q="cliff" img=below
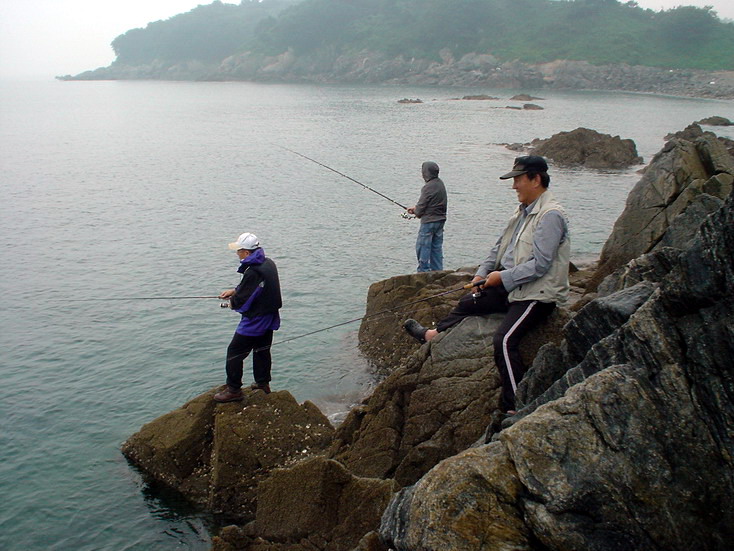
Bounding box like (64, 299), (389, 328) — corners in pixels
(120, 125), (734, 550)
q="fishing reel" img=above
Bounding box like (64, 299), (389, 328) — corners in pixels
(401, 211), (415, 220)
(220, 301), (231, 309)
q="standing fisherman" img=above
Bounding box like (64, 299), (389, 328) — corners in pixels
(214, 232), (282, 403)
(407, 161), (447, 272)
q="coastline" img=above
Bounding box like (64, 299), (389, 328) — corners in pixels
(59, 57), (734, 101)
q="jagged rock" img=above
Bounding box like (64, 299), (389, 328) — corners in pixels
(656, 192), (724, 250)
(251, 457), (397, 551)
(530, 127), (642, 168)
(696, 115), (733, 126)
(588, 126), (734, 290)
(121, 388), (334, 519)
(597, 249), (690, 302)
(336, 304), (568, 486)
(380, 189), (734, 551)
(514, 342), (567, 409)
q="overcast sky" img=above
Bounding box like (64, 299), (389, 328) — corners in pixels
(1, 0), (733, 79)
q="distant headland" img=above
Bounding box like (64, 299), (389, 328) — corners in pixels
(57, 0), (734, 100)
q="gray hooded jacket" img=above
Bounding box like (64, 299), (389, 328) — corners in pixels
(414, 161), (447, 224)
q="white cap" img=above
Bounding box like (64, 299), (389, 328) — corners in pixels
(228, 232), (260, 250)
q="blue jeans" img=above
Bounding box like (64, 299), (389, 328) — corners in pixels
(416, 220), (445, 272)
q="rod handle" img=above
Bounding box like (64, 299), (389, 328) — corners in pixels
(463, 279), (487, 289)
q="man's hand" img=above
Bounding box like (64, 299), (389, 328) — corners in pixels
(483, 271), (503, 288)
(219, 289), (235, 299)
(406, 206), (416, 214)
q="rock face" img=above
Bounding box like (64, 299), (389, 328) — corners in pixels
(379, 140), (734, 550)
(528, 127), (642, 169)
(588, 124), (734, 290)
(121, 388), (334, 519)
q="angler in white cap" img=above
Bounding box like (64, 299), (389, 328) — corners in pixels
(214, 232), (283, 402)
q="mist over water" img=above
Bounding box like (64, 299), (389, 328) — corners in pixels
(1, 79), (731, 549)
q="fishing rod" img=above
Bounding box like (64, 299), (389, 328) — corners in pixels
(263, 278), (487, 350)
(62, 295), (230, 306)
(277, 144), (414, 217)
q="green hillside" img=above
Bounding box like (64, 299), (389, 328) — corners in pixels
(110, 0), (734, 71)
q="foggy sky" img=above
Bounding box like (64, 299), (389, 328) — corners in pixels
(1, 0), (733, 79)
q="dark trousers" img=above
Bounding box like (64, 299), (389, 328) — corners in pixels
(437, 287), (555, 412)
(225, 331), (273, 389)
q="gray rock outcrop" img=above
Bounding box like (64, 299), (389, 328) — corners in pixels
(696, 115), (733, 126)
(588, 124), (734, 290)
(528, 127), (642, 169)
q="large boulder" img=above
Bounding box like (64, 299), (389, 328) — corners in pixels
(121, 388), (334, 519)
(334, 306), (569, 487)
(588, 125), (734, 290)
(251, 457), (397, 550)
(358, 269), (476, 374)
(379, 182), (734, 551)
(529, 127), (642, 169)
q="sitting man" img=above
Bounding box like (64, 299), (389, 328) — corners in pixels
(404, 156), (570, 414)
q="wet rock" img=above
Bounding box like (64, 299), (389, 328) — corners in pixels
(121, 388), (334, 520)
(252, 457), (397, 551)
(588, 126), (734, 290)
(523, 103), (544, 110)
(397, 98), (422, 104)
(530, 127), (642, 168)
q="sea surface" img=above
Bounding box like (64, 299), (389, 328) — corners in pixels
(1, 79), (732, 549)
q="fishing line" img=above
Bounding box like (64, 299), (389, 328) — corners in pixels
(61, 296), (222, 302)
(260, 278), (486, 350)
(276, 144), (414, 216)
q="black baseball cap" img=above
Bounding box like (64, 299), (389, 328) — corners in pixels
(499, 155), (549, 179)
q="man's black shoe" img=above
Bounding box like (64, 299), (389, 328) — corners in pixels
(403, 319), (427, 343)
(250, 382), (271, 394)
(214, 386), (244, 402)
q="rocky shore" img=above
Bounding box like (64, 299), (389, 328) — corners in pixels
(121, 123), (734, 550)
(60, 51), (734, 100)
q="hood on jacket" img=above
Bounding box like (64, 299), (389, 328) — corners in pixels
(422, 161), (439, 182)
(237, 247), (266, 272)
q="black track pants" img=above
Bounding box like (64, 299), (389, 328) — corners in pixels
(492, 300), (555, 412)
(435, 287), (555, 412)
(225, 331), (273, 389)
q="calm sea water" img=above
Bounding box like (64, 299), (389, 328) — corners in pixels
(1, 79), (732, 549)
